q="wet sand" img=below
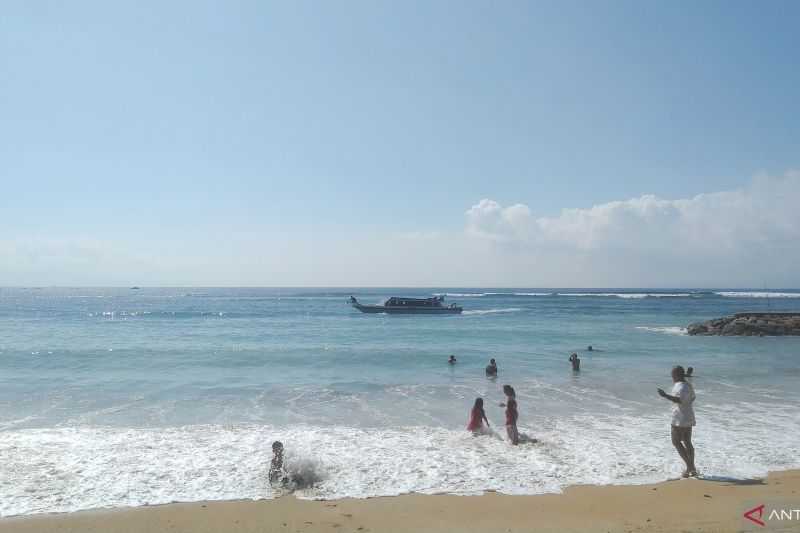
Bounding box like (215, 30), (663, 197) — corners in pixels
(1, 470), (798, 533)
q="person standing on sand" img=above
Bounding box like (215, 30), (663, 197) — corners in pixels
(466, 398), (490, 434)
(658, 365), (698, 477)
(499, 385), (519, 445)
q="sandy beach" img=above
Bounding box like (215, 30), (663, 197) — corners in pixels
(2, 469), (798, 533)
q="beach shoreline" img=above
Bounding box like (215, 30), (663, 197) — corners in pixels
(2, 469), (797, 533)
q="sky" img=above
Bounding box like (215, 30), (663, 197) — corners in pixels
(1, 1), (799, 287)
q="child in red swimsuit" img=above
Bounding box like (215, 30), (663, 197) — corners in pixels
(466, 397), (490, 434)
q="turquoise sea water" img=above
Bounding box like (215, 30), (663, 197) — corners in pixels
(1, 287), (799, 515)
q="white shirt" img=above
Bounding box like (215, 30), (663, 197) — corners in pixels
(671, 381), (696, 427)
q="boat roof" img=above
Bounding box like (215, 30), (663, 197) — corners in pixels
(387, 296), (440, 301)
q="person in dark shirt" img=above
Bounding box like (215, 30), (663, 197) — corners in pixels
(569, 352), (581, 371)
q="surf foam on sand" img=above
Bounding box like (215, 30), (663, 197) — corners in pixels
(3, 404), (799, 517)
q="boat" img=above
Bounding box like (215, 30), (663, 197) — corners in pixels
(349, 295), (462, 314)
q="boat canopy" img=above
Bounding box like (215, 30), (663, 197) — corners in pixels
(385, 296), (444, 307)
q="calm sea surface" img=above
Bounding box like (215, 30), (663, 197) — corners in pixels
(1, 287), (799, 515)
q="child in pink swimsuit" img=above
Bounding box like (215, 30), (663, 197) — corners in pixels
(466, 398), (490, 434)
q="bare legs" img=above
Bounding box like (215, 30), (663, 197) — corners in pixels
(670, 426), (697, 476)
(506, 423), (519, 445)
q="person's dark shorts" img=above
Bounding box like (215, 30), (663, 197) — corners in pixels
(671, 425), (692, 442)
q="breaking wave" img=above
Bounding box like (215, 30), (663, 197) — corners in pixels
(558, 293), (694, 299)
(435, 291), (800, 300)
(462, 308), (523, 315)
(715, 291), (800, 298)
(635, 326), (688, 335)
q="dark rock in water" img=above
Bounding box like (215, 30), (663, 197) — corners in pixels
(687, 313), (800, 336)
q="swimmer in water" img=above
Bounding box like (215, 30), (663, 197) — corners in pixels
(466, 397), (490, 434)
(448, 355), (457, 364)
(485, 358), (497, 376)
(587, 345), (593, 351)
(686, 366), (694, 377)
(569, 352), (581, 371)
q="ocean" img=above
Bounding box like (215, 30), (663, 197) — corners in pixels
(1, 287), (799, 516)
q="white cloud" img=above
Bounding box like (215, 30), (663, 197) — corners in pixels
(467, 171), (800, 250)
(463, 171), (800, 287)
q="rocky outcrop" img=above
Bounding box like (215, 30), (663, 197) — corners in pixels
(687, 313), (800, 336)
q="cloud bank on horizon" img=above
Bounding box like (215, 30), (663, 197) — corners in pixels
(459, 170), (799, 287)
(2, 171), (799, 287)
(467, 171), (798, 253)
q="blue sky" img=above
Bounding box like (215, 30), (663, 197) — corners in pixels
(1, 1), (799, 286)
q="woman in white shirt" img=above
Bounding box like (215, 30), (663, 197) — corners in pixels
(657, 365), (697, 477)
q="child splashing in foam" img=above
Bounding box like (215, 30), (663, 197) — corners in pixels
(269, 441), (287, 485)
(269, 441), (322, 492)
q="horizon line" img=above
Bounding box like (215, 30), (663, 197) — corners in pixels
(2, 286), (799, 291)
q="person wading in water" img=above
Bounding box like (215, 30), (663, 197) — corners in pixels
(499, 385), (519, 445)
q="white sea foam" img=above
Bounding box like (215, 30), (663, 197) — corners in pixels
(434, 293), (488, 297)
(440, 290), (799, 299)
(635, 326), (688, 335)
(437, 292), (697, 298)
(462, 308), (522, 315)
(558, 293), (692, 298)
(715, 291), (800, 298)
(2, 404), (798, 517)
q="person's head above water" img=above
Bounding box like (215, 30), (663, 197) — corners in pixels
(490, 358), (496, 365)
(448, 355), (456, 363)
(587, 345), (593, 351)
(272, 441), (284, 454)
(671, 365), (686, 382)
(473, 398), (484, 410)
(502, 384), (515, 397)
(686, 366), (694, 376)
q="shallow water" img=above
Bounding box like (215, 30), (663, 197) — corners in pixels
(1, 287), (799, 516)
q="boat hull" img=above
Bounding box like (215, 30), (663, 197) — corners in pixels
(353, 303), (462, 314)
